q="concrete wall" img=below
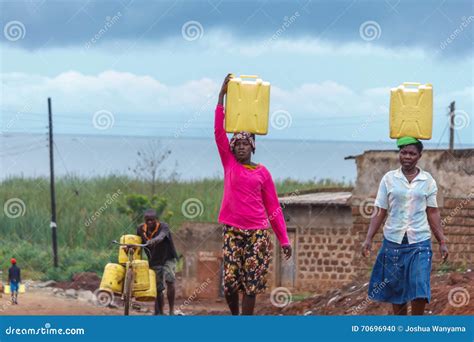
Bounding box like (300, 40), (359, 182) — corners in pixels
(174, 222), (223, 299)
(352, 149), (473, 202)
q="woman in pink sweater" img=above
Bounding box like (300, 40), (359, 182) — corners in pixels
(215, 74), (292, 315)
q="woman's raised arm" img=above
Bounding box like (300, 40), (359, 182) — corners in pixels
(215, 74), (234, 167)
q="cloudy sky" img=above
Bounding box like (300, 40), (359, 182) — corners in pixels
(1, 0), (472, 143)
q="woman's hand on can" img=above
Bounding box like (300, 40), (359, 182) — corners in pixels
(361, 239), (372, 257)
(282, 245), (292, 260)
(218, 74), (232, 106)
(219, 73), (232, 97)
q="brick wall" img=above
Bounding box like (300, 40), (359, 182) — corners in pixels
(276, 204), (354, 292)
(440, 196), (474, 265)
(351, 195), (389, 276)
(295, 226), (356, 291)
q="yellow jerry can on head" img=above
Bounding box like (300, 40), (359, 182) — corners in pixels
(99, 263), (125, 294)
(134, 269), (157, 302)
(225, 75), (270, 135)
(118, 234), (142, 264)
(389, 82), (433, 140)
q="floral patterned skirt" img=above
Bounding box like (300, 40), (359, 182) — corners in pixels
(222, 225), (272, 295)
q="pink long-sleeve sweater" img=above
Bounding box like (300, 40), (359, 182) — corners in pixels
(214, 104), (290, 246)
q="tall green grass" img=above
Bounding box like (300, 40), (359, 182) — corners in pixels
(0, 175), (350, 280)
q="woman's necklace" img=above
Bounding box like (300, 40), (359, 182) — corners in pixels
(402, 168), (419, 177)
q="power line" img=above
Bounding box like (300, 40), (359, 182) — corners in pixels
(53, 141), (80, 196)
(0, 145), (47, 157)
(2, 110), (389, 123)
(2, 138), (48, 151)
(455, 130), (462, 146)
(436, 122), (449, 148)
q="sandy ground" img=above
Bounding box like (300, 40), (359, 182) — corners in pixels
(0, 289), (122, 315)
(0, 288), (230, 316)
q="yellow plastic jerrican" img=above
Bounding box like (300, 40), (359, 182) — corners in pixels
(99, 263), (125, 294)
(390, 82), (433, 140)
(225, 74), (270, 135)
(131, 260), (150, 292)
(134, 269), (157, 301)
(3, 284), (25, 294)
(118, 234), (142, 264)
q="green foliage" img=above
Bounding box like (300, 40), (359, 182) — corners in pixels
(436, 260), (469, 274)
(291, 292), (313, 302)
(0, 239), (116, 282)
(117, 193), (172, 225)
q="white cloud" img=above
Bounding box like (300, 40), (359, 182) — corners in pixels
(1, 70), (219, 116)
(272, 81), (388, 118)
(435, 86), (474, 108)
(1, 71), (389, 119)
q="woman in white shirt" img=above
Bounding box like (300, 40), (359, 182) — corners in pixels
(362, 136), (449, 315)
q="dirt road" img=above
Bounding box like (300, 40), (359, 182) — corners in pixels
(0, 287), (230, 316)
(0, 289), (123, 316)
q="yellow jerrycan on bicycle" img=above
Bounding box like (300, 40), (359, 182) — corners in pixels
(118, 234), (142, 264)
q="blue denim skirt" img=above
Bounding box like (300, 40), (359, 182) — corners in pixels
(368, 236), (432, 304)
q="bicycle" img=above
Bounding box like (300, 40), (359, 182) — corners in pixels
(112, 240), (148, 315)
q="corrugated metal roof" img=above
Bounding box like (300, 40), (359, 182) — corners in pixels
(279, 191), (352, 206)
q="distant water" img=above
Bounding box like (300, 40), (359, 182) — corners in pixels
(0, 133), (469, 182)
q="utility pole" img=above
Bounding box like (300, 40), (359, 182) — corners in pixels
(449, 101), (455, 152)
(48, 98), (58, 267)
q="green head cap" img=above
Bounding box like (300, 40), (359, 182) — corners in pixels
(397, 136), (420, 148)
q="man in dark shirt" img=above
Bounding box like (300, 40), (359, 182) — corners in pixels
(136, 209), (178, 315)
(8, 258), (21, 304)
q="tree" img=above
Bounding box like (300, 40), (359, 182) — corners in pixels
(129, 140), (178, 196)
(117, 193), (173, 225)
